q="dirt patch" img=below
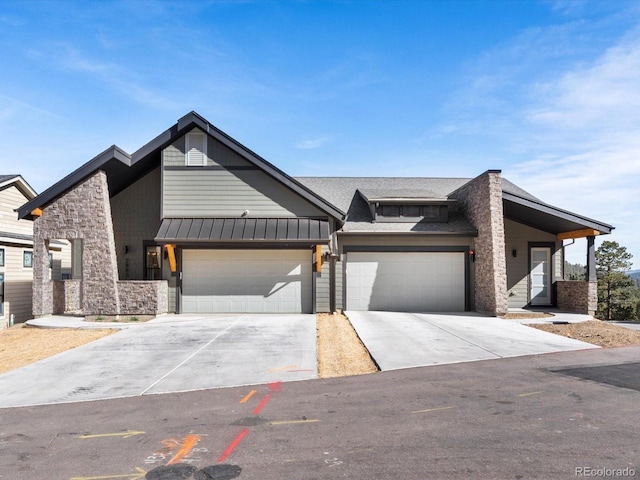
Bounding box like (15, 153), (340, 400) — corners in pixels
(317, 313), (378, 378)
(0, 324), (116, 375)
(530, 320), (640, 348)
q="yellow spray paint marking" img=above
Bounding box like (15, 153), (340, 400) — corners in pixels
(411, 405), (457, 414)
(70, 466), (146, 480)
(268, 419), (320, 426)
(516, 391), (545, 397)
(268, 365), (298, 373)
(239, 390), (257, 404)
(77, 430), (146, 439)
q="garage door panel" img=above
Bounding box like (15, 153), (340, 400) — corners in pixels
(182, 250), (311, 313)
(346, 252), (465, 312)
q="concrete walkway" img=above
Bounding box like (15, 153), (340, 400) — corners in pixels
(1, 314), (317, 409)
(345, 311), (599, 371)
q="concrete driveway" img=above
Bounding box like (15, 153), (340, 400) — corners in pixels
(0, 314), (317, 409)
(346, 311), (599, 370)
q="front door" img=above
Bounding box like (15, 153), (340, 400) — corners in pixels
(530, 247), (551, 306)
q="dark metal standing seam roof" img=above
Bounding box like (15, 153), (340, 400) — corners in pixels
(155, 218), (331, 244)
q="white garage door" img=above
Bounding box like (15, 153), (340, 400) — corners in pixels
(182, 250), (312, 313)
(346, 251), (466, 312)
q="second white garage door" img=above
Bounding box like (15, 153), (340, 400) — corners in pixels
(182, 250), (312, 313)
(346, 251), (466, 312)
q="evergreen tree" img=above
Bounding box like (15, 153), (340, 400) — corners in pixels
(595, 241), (635, 320)
(564, 261), (586, 280)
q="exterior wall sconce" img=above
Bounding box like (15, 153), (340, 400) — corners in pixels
(512, 249), (517, 257)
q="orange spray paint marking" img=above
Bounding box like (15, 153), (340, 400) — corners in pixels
(240, 390), (257, 404)
(268, 365), (297, 373)
(167, 434), (201, 465)
(218, 428), (250, 463)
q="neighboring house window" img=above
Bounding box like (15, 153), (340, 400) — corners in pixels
(49, 253), (54, 269)
(23, 251), (33, 268)
(186, 131), (207, 166)
(0, 248), (4, 267)
(146, 245), (162, 280)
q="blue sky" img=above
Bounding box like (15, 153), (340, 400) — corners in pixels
(1, 0), (639, 268)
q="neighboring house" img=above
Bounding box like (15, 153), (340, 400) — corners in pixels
(0, 175), (70, 326)
(17, 112), (613, 318)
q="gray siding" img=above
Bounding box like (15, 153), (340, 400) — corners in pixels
(316, 244), (331, 312)
(339, 234), (474, 250)
(162, 129), (324, 218)
(111, 168), (162, 280)
(2, 246), (33, 323)
(504, 219), (561, 308)
(0, 185), (35, 323)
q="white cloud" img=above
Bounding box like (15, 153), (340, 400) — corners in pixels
(49, 43), (181, 110)
(0, 95), (62, 121)
(503, 28), (640, 267)
(437, 7), (640, 267)
(295, 136), (330, 150)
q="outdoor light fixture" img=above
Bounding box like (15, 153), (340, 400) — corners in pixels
(469, 249), (475, 262)
(512, 249), (517, 257)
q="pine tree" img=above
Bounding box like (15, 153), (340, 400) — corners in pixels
(595, 241), (634, 320)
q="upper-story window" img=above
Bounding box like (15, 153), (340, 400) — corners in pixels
(374, 204), (449, 223)
(0, 248), (4, 267)
(186, 130), (207, 166)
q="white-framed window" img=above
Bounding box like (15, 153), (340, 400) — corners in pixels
(23, 250), (33, 268)
(0, 248), (4, 267)
(186, 130), (207, 166)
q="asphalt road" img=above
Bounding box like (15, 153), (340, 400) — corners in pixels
(2, 346), (640, 480)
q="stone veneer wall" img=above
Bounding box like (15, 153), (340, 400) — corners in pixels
(52, 279), (82, 314)
(34, 171), (120, 316)
(450, 170), (508, 315)
(117, 281), (168, 315)
(557, 281), (597, 316)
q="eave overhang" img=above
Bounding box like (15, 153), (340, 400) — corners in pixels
(17, 111), (346, 224)
(502, 191), (614, 237)
(0, 175), (37, 200)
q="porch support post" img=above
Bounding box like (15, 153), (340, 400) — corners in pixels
(586, 235), (597, 282)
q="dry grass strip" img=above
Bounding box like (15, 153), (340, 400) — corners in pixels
(317, 313), (378, 378)
(0, 324), (115, 374)
(530, 320), (640, 348)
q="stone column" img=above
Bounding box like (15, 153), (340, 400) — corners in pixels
(32, 231), (52, 317)
(31, 171), (120, 316)
(450, 170), (508, 316)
